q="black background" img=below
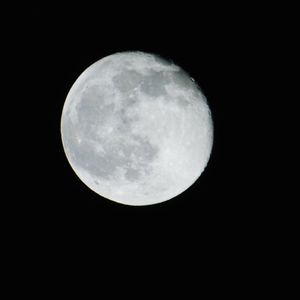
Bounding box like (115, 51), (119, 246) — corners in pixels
(6, 3), (282, 294)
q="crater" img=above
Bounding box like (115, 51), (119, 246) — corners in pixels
(172, 70), (196, 90)
(176, 96), (190, 108)
(77, 87), (115, 134)
(140, 71), (168, 97)
(112, 70), (143, 92)
(65, 131), (159, 182)
(116, 104), (140, 134)
(125, 168), (141, 181)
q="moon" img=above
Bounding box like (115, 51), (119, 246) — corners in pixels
(61, 52), (213, 206)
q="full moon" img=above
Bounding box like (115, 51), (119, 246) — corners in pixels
(61, 52), (213, 206)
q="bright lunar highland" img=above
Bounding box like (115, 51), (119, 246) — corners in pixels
(61, 52), (213, 206)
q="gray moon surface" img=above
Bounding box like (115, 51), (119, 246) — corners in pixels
(61, 52), (213, 206)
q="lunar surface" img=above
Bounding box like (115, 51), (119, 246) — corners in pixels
(61, 52), (213, 206)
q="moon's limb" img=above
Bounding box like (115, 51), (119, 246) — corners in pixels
(61, 51), (213, 206)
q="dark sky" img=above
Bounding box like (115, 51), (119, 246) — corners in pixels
(7, 3), (276, 292)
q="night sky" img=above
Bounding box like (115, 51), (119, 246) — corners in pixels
(7, 3), (276, 293)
